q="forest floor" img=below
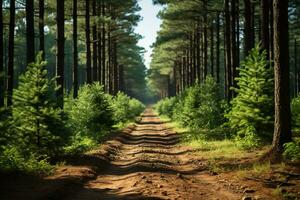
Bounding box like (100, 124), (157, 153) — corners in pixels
(0, 108), (300, 200)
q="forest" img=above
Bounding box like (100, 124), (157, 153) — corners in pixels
(0, 0), (300, 199)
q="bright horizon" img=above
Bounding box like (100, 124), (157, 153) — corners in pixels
(136, 0), (162, 69)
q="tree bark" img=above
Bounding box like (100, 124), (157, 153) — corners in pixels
(203, 0), (208, 79)
(210, 23), (214, 77)
(73, 0), (78, 98)
(39, 0), (45, 60)
(216, 13), (220, 83)
(271, 0), (292, 156)
(101, 2), (106, 87)
(225, 0), (232, 100)
(231, 0), (237, 92)
(261, 0), (270, 59)
(92, 0), (98, 82)
(244, 0), (254, 56)
(86, 0), (92, 84)
(56, 0), (65, 108)
(0, 0), (4, 106)
(26, 0), (35, 64)
(295, 39), (298, 96)
(7, 0), (15, 106)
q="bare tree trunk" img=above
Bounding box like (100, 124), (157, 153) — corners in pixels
(231, 0), (237, 92)
(210, 23), (214, 77)
(225, 0), (232, 100)
(101, 2), (106, 87)
(85, 0), (92, 84)
(39, 0), (45, 60)
(203, 1), (208, 79)
(26, 0), (35, 64)
(92, 0), (98, 82)
(216, 13), (220, 84)
(73, 0), (78, 98)
(97, 1), (102, 83)
(244, 0), (254, 56)
(0, 0), (4, 106)
(7, 0), (15, 107)
(271, 0), (292, 157)
(261, 0), (270, 59)
(56, 0), (65, 108)
(295, 39), (298, 96)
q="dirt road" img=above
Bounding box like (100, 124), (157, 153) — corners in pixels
(0, 108), (243, 200)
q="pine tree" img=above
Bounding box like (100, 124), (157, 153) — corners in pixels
(13, 52), (67, 156)
(225, 45), (274, 148)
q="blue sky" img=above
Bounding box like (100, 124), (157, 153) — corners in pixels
(135, 0), (162, 68)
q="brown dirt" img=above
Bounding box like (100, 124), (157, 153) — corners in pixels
(0, 108), (299, 200)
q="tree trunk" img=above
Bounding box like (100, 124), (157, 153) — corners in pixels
(271, 0), (292, 157)
(73, 0), (78, 98)
(236, 0), (240, 67)
(26, 0), (35, 64)
(97, 1), (102, 83)
(203, 1), (208, 79)
(210, 23), (214, 77)
(0, 0), (4, 106)
(225, 0), (232, 100)
(86, 0), (92, 84)
(39, 0), (45, 60)
(101, 2), (106, 87)
(7, 0), (15, 106)
(244, 0), (254, 56)
(92, 0), (98, 82)
(261, 0), (270, 59)
(269, 0), (274, 61)
(216, 13), (220, 83)
(56, 0), (64, 108)
(295, 39), (298, 96)
(231, 0), (237, 92)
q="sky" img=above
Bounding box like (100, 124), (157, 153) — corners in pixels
(135, 0), (163, 68)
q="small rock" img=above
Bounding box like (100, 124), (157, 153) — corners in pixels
(146, 180), (152, 184)
(162, 191), (168, 196)
(211, 171), (218, 176)
(141, 175), (146, 179)
(158, 184), (163, 188)
(244, 189), (255, 193)
(177, 173), (183, 178)
(175, 188), (179, 191)
(242, 196), (252, 200)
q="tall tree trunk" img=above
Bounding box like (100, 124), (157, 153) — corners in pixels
(216, 13), (220, 83)
(85, 0), (92, 83)
(101, 2), (106, 87)
(73, 0), (78, 98)
(225, 0), (232, 100)
(269, 0), (274, 61)
(231, 0), (237, 92)
(26, 0), (35, 64)
(210, 23), (214, 77)
(244, 0), (254, 56)
(97, 1), (102, 83)
(92, 0), (98, 82)
(261, 0), (270, 59)
(295, 39), (298, 96)
(0, 0), (4, 106)
(39, 0), (45, 59)
(271, 0), (292, 156)
(56, 0), (65, 108)
(236, 0), (240, 67)
(196, 21), (201, 81)
(7, 0), (15, 106)
(203, 0), (208, 79)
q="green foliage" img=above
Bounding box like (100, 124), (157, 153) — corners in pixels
(12, 52), (68, 156)
(0, 107), (13, 150)
(155, 97), (177, 118)
(0, 146), (53, 175)
(291, 95), (300, 130)
(225, 45), (274, 149)
(67, 82), (114, 141)
(173, 76), (224, 130)
(63, 136), (97, 156)
(111, 92), (145, 124)
(283, 139), (300, 161)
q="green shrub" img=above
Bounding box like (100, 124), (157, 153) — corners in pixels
(291, 95), (300, 131)
(0, 146), (53, 175)
(171, 77), (224, 130)
(283, 139), (300, 161)
(111, 92), (145, 124)
(68, 82), (114, 142)
(225, 45), (274, 149)
(63, 135), (97, 155)
(0, 107), (13, 150)
(155, 97), (177, 118)
(12, 52), (68, 156)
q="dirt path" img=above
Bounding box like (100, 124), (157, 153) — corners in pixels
(59, 108), (242, 200)
(0, 108), (244, 200)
